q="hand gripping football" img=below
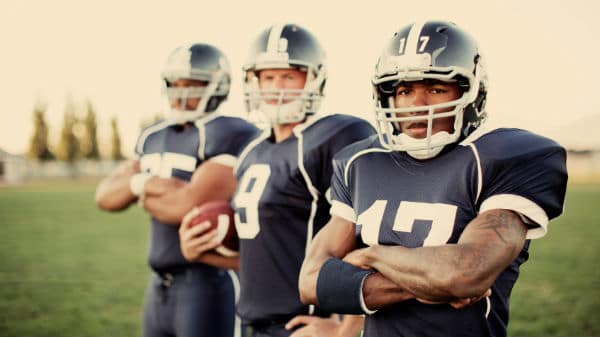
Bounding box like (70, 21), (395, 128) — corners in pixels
(189, 200), (239, 257)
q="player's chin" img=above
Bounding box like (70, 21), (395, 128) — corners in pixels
(403, 128), (428, 139)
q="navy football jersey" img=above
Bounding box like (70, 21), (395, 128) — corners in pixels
(330, 126), (567, 337)
(232, 114), (376, 324)
(134, 114), (259, 272)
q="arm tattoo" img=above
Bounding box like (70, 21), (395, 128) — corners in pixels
(477, 211), (518, 244)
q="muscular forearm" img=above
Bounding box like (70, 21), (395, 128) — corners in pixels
(362, 272), (415, 310)
(95, 161), (140, 211)
(348, 251), (483, 310)
(298, 242), (334, 304)
(142, 178), (192, 225)
(143, 162), (237, 225)
(298, 216), (357, 304)
(366, 245), (477, 301)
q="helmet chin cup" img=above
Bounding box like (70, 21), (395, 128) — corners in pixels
(257, 99), (306, 124)
(398, 132), (451, 160)
(165, 107), (206, 125)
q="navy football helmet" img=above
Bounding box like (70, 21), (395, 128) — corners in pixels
(161, 43), (231, 124)
(243, 23), (327, 124)
(373, 20), (488, 159)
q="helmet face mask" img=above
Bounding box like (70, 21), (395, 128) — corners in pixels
(243, 24), (326, 125)
(164, 79), (207, 111)
(161, 44), (231, 124)
(373, 21), (488, 159)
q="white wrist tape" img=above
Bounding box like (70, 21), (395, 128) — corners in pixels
(129, 173), (152, 196)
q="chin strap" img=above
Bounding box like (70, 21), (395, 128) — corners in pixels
(397, 131), (452, 160)
(257, 99), (306, 125)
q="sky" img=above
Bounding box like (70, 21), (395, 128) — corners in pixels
(1, 0), (599, 157)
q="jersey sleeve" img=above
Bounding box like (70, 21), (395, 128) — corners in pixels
(330, 149), (358, 223)
(476, 129), (568, 239)
(313, 118), (376, 197)
(133, 125), (151, 159)
(133, 136), (143, 159)
(202, 116), (259, 167)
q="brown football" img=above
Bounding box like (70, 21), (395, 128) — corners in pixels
(189, 200), (239, 257)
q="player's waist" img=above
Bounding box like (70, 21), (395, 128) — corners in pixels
(243, 307), (332, 329)
(152, 264), (224, 287)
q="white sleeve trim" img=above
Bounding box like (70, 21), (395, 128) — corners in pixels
(324, 188), (332, 204)
(359, 274), (377, 315)
(479, 194), (549, 239)
(330, 200), (357, 222)
(467, 143), (483, 204)
(208, 154), (237, 167)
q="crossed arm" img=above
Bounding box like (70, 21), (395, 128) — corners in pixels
(141, 161), (237, 225)
(143, 161), (239, 270)
(299, 208), (528, 310)
(95, 159), (237, 225)
(96, 159), (239, 269)
(95, 159), (141, 211)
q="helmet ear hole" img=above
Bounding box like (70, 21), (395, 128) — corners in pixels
(453, 76), (470, 92)
(319, 78), (327, 96)
(206, 97), (218, 113)
(476, 87), (487, 113)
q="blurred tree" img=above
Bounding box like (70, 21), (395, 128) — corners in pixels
(110, 116), (124, 160)
(140, 112), (164, 129)
(27, 98), (55, 161)
(80, 99), (100, 160)
(55, 96), (80, 162)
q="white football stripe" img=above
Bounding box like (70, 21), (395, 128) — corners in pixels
(216, 214), (230, 242)
(405, 21), (425, 56)
(267, 24), (285, 53)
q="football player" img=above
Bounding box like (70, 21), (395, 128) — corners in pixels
(95, 43), (259, 337)
(179, 23), (376, 337)
(298, 20), (568, 337)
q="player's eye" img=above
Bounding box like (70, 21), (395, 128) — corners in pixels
(395, 88), (411, 96)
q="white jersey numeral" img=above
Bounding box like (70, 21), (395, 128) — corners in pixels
(233, 164), (271, 239)
(357, 200), (387, 245)
(358, 200), (456, 246)
(140, 152), (196, 177)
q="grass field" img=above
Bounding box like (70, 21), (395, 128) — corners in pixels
(0, 178), (599, 337)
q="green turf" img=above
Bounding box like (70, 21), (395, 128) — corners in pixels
(0, 179), (150, 337)
(0, 180), (598, 336)
(507, 183), (600, 337)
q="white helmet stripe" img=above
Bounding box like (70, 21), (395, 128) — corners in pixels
(267, 24), (286, 53)
(405, 21), (425, 56)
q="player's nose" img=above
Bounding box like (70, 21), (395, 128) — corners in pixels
(272, 75), (286, 89)
(172, 98), (184, 109)
(411, 89), (427, 107)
